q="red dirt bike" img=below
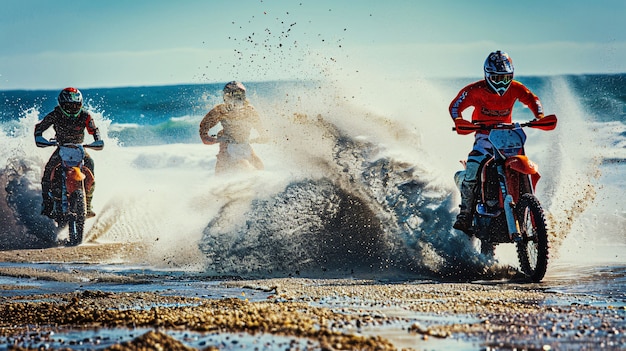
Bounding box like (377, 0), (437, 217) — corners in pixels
(453, 115), (557, 282)
(40, 140), (103, 246)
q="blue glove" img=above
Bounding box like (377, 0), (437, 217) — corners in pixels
(35, 135), (56, 147)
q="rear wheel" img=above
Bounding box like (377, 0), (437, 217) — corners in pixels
(67, 190), (86, 246)
(515, 194), (549, 282)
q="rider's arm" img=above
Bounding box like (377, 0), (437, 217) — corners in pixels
(512, 82), (544, 119)
(449, 83), (481, 135)
(84, 113), (102, 141)
(199, 107), (221, 145)
(34, 111), (55, 136)
(247, 105), (269, 143)
(449, 81), (483, 121)
(449, 91), (467, 120)
(34, 111), (56, 147)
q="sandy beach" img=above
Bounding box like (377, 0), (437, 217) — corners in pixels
(0, 243), (624, 350)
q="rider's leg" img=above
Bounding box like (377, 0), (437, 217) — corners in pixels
(249, 149), (264, 171)
(214, 144), (229, 175)
(41, 165), (53, 217)
(453, 152), (484, 233)
(83, 154), (96, 218)
(41, 152), (60, 218)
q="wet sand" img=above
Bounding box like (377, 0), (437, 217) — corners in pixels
(0, 244), (624, 350)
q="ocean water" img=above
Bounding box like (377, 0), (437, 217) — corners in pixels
(0, 74), (624, 281)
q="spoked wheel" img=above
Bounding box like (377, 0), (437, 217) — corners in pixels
(515, 193), (549, 282)
(67, 190), (86, 246)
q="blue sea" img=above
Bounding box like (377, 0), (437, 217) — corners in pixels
(0, 75), (625, 350)
(0, 75), (624, 273)
(1, 75), (625, 270)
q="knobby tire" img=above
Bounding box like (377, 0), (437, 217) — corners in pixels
(67, 190), (86, 246)
(515, 193), (549, 282)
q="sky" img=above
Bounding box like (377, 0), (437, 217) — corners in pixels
(1, 0), (625, 90)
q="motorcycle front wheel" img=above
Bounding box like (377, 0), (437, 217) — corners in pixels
(67, 190), (86, 246)
(515, 193), (549, 282)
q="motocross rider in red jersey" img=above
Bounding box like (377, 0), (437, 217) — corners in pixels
(35, 87), (102, 218)
(449, 51), (544, 234)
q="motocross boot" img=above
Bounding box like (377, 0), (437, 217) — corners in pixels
(453, 179), (476, 236)
(86, 201), (96, 218)
(86, 183), (96, 218)
(40, 179), (54, 218)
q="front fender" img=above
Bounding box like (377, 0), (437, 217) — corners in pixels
(65, 167), (86, 194)
(506, 155), (538, 175)
(506, 155), (541, 190)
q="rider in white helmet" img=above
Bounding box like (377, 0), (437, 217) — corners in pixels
(449, 51), (545, 234)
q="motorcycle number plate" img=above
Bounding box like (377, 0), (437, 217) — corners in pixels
(489, 129), (525, 157)
(59, 146), (85, 167)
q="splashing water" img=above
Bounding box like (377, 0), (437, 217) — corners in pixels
(0, 72), (623, 279)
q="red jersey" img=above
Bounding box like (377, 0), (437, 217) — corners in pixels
(449, 80), (543, 124)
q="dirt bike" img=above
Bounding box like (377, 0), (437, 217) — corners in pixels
(208, 134), (266, 174)
(40, 140), (103, 246)
(453, 115), (557, 282)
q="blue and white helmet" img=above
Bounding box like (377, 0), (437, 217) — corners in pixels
(484, 51), (514, 96)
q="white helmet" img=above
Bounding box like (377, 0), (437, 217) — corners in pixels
(484, 51), (514, 96)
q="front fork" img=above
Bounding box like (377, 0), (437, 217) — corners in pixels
(61, 166), (86, 215)
(61, 172), (69, 214)
(497, 166), (521, 241)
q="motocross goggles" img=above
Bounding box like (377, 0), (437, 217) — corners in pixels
(226, 90), (245, 100)
(487, 73), (513, 87)
(60, 101), (83, 117)
(486, 72), (513, 95)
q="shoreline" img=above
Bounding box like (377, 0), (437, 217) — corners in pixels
(0, 244), (624, 350)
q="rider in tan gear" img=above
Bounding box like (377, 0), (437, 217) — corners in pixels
(199, 81), (268, 175)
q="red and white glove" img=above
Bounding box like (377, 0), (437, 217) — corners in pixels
(454, 118), (476, 135)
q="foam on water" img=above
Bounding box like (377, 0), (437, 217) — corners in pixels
(0, 72), (624, 279)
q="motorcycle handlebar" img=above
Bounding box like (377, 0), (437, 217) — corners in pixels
(36, 137), (104, 150)
(452, 114), (557, 133)
(209, 135), (267, 144)
(84, 140), (104, 150)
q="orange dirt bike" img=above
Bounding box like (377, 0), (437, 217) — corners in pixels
(453, 115), (557, 282)
(40, 140), (104, 246)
